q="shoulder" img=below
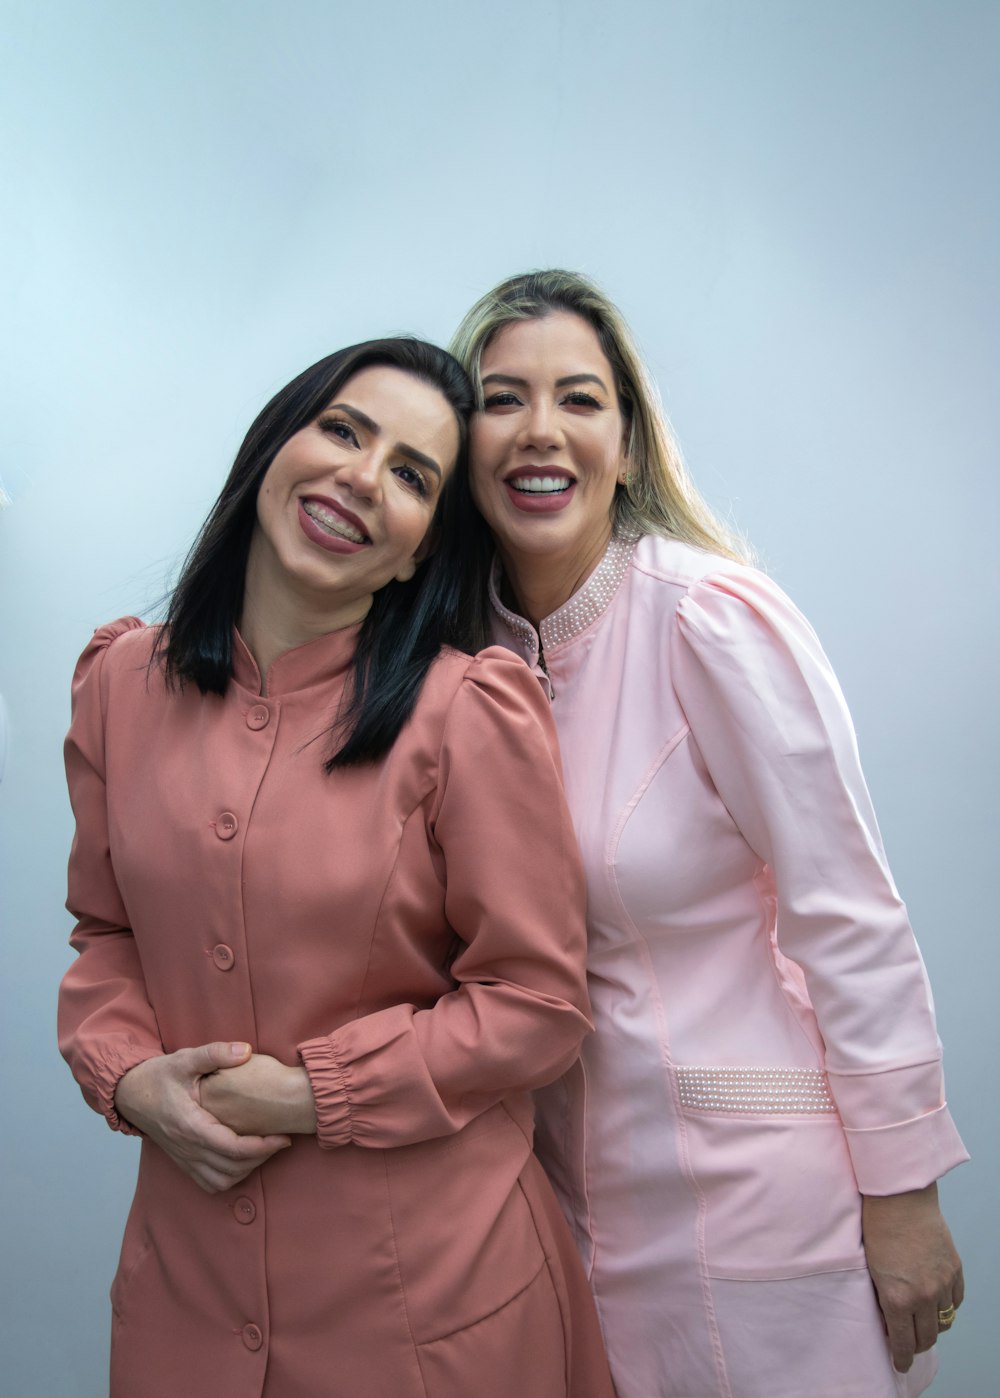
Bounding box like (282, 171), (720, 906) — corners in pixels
(422, 645), (548, 721)
(628, 534), (813, 648)
(406, 648), (555, 772)
(631, 532), (756, 594)
(424, 649), (562, 807)
(70, 617), (160, 707)
(76, 616), (153, 665)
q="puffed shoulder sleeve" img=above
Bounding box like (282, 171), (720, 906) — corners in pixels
(672, 570), (968, 1193)
(299, 647), (593, 1150)
(58, 618), (164, 1131)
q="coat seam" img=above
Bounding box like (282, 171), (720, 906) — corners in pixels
(380, 1151), (430, 1398)
(605, 729), (733, 1398)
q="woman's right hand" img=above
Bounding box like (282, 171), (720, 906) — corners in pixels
(114, 1042), (292, 1193)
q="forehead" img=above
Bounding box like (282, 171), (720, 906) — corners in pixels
(481, 311), (612, 378)
(334, 365), (459, 457)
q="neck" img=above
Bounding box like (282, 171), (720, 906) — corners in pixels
(240, 541), (369, 687)
(499, 529), (613, 630)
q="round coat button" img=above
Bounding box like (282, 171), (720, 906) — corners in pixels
(234, 1196), (256, 1224)
(212, 944), (235, 971)
(242, 1323), (263, 1351)
(216, 812), (238, 840)
(247, 707), (269, 730)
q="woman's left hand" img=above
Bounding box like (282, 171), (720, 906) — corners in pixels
(200, 1054), (318, 1137)
(862, 1182), (964, 1373)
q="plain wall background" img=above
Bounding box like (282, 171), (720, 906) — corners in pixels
(1, 1), (997, 1392)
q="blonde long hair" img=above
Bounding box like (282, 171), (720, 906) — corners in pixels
(450, 269), (748, 563)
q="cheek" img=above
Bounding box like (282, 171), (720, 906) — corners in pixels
(468, 470), (496, 519)
(254, 476), (281, 539)
(598, 429), (625, 482)
(469, 417), (502, 468)
(468, 435), (496, 503)
(387, 494), (437, 554)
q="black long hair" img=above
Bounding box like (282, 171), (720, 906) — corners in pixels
(159, 337), (493, 767)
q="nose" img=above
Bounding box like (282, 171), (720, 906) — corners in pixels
(335, 447), (383, 503)
(516, 399), (564, 452)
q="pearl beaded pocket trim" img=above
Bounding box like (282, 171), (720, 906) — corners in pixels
(676, 1066), (837, 1115)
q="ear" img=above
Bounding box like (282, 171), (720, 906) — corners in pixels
(394, 524), (439, 583)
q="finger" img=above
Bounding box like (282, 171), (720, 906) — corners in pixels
(913, 1304), (940, 1355)
(935, 1281), (962, 1336)
(191, 1164), (246, 1194)
(206, 1141), (291, 1173)
(180, 1041), (253, 1077)
(165, 1142), (271, 1184)
(191, 1148), (288, 1190)
(153, 1099), (289, 1165)
(884, 1311), (916, 1373)
(187, 1107), (291, 1160)
(154, 1140), (244, 1192)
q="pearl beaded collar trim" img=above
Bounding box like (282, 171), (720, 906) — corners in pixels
(489, 532), (640, 654)
(676, 1066), (837, 1115)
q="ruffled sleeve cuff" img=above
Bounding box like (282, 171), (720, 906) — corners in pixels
(298, 1035), (355, 1149)
(97, 1043), (164, 1135)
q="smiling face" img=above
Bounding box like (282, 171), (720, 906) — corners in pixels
(469, 312), (628, 610)
(248, 364), (460, 633)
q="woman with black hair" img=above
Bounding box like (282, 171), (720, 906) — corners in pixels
(57, 339), (614, 1398)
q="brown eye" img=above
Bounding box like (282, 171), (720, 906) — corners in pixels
(393, 464), (428, 497)
(319, 416), (360, 447)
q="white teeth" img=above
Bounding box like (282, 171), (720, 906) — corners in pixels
(510, 476), (572, 494)
(303, 500), (366, 543)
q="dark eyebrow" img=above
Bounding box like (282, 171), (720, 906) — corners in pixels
(480, 372), (610, 393)
(396, 443), (442, 481)
(328, 402), (442, 481)
(556, 373), (610, 392)
(328, 402), (379, 435)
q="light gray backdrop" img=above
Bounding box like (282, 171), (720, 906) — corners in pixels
(1, 1), (997, 1393)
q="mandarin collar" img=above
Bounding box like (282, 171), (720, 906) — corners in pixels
(232, 623), (360, 697)
(488, 532), (639, 655)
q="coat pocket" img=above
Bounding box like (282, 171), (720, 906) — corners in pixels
(384, 1103), (547, 1344)
(109, 1218), (153, 1321)
(677, 1069), (864, 1280)
(416, 1260), (566, 1398)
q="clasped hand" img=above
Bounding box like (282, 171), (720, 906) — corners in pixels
(114, 1043), (315, 1194)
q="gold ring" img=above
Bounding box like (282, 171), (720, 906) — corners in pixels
(938, 1304), (956, 1329)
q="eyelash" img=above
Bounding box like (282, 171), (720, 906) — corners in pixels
(318, 415), (359, 448)
(393, 464), (428, 496)
(482, 391), (603, 410)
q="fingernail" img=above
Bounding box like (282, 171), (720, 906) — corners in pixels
(231, 1042), (250, 1055)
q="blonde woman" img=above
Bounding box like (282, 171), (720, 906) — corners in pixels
(451, 270), (967, 1398)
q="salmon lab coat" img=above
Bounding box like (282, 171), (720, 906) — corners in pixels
(58, 618), (615, 1398)
(490, 533), (969, 1398)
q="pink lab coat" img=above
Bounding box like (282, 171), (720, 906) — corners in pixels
(489, 532), (968, 1398)
(58, 618), (616, 1398)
